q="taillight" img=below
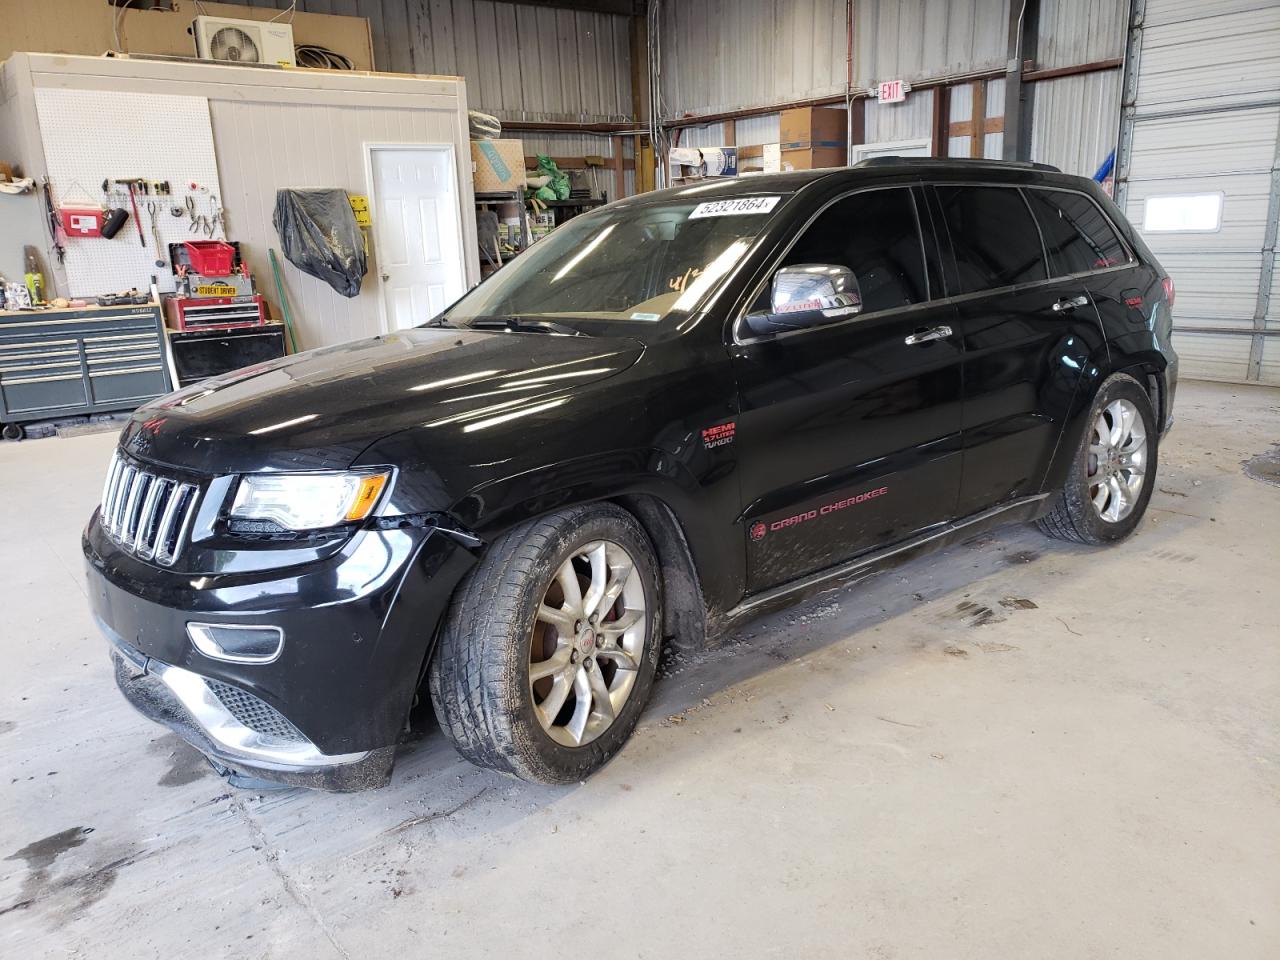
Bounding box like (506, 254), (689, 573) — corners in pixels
(1161, 276), (1175, 307)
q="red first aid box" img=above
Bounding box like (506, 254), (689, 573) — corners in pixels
(60, 207), (104, 237)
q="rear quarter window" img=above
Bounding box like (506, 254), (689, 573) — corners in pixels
(1024, 188), (1130, 275)
(936, 185), (1048, 294)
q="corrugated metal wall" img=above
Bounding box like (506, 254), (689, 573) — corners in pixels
(1116, 0), (1280, 384)
(1031, 70), (1121, 176)
(657, 0), (847, 117)
(657, 0), (1010, 119)
(1036, 0), (1126, 69)
(242, 0), (633, 123)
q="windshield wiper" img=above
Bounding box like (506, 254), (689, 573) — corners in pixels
(467, 317), (587, 337)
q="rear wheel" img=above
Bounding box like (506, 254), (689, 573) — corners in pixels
(1038, 373), (1158, 544)
(428, 503), (662, 783)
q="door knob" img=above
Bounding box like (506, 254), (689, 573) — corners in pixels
(904, 324), (952, 345)
(1052, 295), (1089, 313)
(380, 274), (390, 281)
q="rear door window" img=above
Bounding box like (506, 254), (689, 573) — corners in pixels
(1024, 188), (1130, 275)
(936, 186), (1048, 293)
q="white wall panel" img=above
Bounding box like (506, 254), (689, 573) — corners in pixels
(864, 89), (934, 145)
(1031, 69), (1121, 177)
(737, 113), (781, 146)
(210, 96), (472, 348)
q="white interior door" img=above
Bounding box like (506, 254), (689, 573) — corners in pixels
(369, 146), (466, 331)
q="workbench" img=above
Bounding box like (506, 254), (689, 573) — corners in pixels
(0, 302), (172, 438)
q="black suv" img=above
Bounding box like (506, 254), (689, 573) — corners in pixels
(84, 160), (1177, 790)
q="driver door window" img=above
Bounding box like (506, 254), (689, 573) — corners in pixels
(754, 188), (931, 317)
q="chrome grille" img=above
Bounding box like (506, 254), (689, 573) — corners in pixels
(206, 679), (307, 743)
(100, 451), (200, 566)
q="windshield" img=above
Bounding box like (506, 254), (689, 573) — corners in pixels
(442, 195), (787, 329)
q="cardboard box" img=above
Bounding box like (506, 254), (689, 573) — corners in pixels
(780, 146), (848, 171)
(472, 139), (526, 193)
(779, 107), (847, 150)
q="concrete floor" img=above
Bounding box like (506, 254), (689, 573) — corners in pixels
(1, 379), (1277, 959)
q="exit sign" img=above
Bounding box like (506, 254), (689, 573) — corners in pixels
(877, 80), (908, 103)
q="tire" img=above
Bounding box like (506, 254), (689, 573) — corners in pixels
(428, 503), (663, 784)
(1038, 372), (1158, 545)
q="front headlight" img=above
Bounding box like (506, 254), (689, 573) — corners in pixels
(230, 470), (391, 532)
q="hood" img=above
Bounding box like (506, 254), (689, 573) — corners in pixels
(120, 328), (644, 475)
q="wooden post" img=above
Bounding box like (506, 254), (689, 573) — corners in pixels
(931, 85), (951, 158)
(723, 118), (736, 146)
(611, 135), (626, 201)
(629, 13), (650, 195)
(970, 80), (987, 159)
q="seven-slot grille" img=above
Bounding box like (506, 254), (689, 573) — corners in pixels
(100, 451), (200, 566)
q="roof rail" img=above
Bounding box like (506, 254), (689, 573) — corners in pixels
(854, 156), (1062, 173)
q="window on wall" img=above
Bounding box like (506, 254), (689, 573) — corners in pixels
(762, 187), (929, 316)
(1024, 189), (1130, 275)
(1142, 193), (1223, 233)
(936, 185), (1048, 293)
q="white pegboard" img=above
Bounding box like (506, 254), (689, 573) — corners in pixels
(34, 88), (225, 298)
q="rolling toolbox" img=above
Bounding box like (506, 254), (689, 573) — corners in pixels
(0, 302), (171, 439)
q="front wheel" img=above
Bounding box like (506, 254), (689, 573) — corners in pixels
(1038, 372), (1158, 545)
(428, 503), (662, 783)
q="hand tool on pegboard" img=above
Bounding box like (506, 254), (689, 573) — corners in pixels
(40, 177), (67, 265)
(146, 200), (166, 268)
(109, 178), (147, 246)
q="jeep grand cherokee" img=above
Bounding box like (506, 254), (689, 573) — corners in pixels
(84, 159), (1177, 790)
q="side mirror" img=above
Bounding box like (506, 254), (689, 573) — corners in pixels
(745, 264), (863, 337)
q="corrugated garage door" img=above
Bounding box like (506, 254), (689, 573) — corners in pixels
(1116, 0), (1280, 384)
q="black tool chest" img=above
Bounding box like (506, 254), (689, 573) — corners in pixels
(0, 303), (172, 428)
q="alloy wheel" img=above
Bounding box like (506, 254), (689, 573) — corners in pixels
(528, 540), (647, 747)
(1086, 398), (1148, 523)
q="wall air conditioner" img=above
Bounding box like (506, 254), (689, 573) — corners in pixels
(192, 16), (296, 68)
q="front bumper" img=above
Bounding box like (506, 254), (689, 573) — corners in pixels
(85, 513), (476, 789)
(109, 637), (395, 790)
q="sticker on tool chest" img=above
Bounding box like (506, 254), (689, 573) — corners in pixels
(195, 284), (237, 297)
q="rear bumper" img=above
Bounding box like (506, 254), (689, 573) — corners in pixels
(84, 511), (477, 787)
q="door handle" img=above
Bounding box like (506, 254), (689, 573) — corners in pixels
(1052, 295), (1089, 313)
(904, 324), (952, 345)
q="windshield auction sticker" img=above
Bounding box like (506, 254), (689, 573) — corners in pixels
(689, 196), (782, 219)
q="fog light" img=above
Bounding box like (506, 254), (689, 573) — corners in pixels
(187, 623), (284, 664)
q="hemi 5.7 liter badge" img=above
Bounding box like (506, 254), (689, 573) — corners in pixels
(702, 421), (736, 449)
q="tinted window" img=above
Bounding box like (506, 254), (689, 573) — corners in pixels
(1025, 188), (1129, 275)
(766, 188), (929, 315)
(937, 186), (1047, 293)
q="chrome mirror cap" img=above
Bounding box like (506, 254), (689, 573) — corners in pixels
(746, 264), (863, 337)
